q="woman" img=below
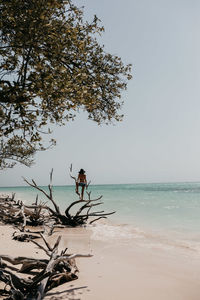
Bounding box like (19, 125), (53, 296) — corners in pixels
(76, 169), (87, 200)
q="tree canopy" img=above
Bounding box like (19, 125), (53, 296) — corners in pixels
(0, 0), (132, 169)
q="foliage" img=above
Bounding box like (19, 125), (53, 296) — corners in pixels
(0, 0), (132, 169)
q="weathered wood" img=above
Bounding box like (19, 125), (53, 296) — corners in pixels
(0, 235), (92, 300)
(0, 166), (115, 229)
(0, 196), (48, 228)
(12, 232), (40, 242)
(23, 171), (115, 226)
(23, 170), (61, 216)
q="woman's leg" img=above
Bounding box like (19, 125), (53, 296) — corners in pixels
(76, 182), (80, 195)
(81, 185), (85, 200)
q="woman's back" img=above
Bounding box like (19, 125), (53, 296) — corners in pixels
(78, 173), (86, 183)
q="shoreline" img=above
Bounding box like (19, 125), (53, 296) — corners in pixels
(1, 223), (200, 300)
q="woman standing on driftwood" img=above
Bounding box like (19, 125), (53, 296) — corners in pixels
(76, 169), (87, 200)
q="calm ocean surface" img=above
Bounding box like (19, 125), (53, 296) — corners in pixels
(1, 182), (200, 253)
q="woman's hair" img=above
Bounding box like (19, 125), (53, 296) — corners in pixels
(79, 169), (85, 174)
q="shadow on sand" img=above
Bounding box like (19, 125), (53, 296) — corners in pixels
(46, 285), (89, 300)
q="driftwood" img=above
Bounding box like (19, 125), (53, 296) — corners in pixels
(0, 194), (47, 229)
(23, 167), (115, 227)
(12, 232), (40, 242)
(0, 234), (92, 300)
(0, 167), (115, 229)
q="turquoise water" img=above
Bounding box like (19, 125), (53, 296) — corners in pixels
(1, 182), (200, 252)
(1, 182), (200, 231)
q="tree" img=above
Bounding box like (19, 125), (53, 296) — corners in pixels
(0, 0), (132, 169)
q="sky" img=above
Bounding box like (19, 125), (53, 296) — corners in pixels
(1, 0), (200, 186)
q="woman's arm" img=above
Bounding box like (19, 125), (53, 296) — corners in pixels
(77, 174), (80, 182)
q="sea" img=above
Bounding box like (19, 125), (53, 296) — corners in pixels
(1, 182), (200, 255)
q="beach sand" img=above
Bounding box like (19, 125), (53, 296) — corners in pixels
(0, 224), (200, 300)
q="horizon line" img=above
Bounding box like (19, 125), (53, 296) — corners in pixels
(0, 180), (200, 189)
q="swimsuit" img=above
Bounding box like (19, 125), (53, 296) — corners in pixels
(79, 182), (86, 187)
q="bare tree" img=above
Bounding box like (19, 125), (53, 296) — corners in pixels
(23, 168), (115, 227)
(0, 234), (92, 299)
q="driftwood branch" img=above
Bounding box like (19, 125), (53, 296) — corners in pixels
(0, 235), (92, 299)
(0, 195), (53, 236)
(0, 166), (115, 229)
(23, 172), (61, 215)
(21, 167), (116, 227)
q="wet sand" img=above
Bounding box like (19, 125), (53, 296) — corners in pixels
(0, 224), (200, 300)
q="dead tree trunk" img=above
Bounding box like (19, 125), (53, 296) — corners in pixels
(0, 234), (92, 300)
(23, 168), (115, 227)
(0, 167), (115, 229)
(0, 194), (47, 228)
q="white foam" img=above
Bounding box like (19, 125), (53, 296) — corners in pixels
(164, 205), (180, 210)
(90, 224), (135, 241)
(89, 223), (200, 258)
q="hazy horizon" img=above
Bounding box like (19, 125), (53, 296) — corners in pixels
(2, 179), (200, 189)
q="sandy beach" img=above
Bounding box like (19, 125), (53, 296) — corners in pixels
(0, 223), (200, 300)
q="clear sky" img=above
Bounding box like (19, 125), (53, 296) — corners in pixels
(1, 0), (200, 186)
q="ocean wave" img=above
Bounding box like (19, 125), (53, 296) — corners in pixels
(89, 223), (200, 256)
(164, 205), (180, 210)
(90, 223), (136, 241)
